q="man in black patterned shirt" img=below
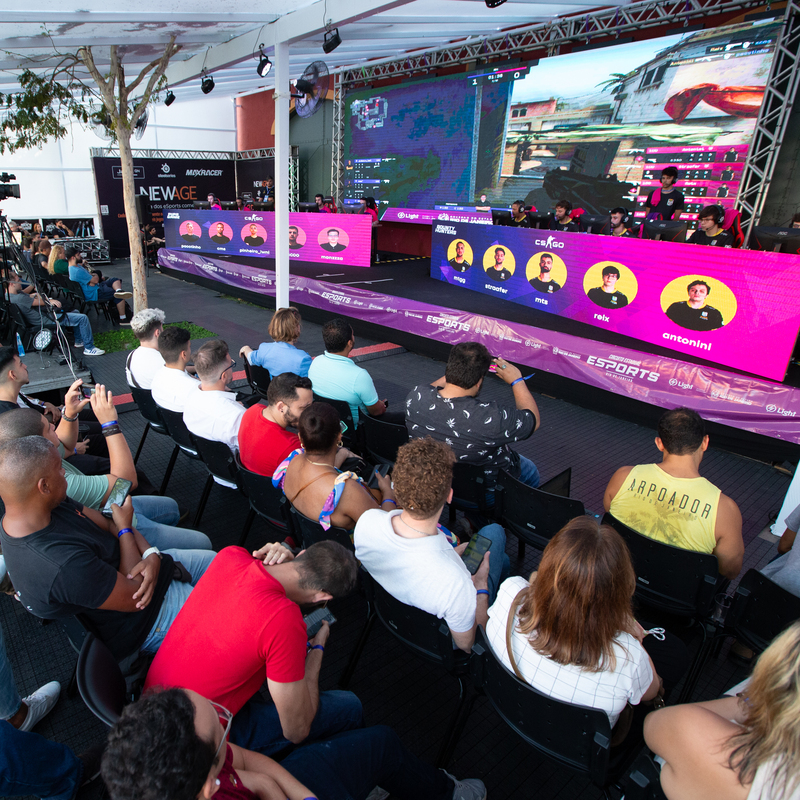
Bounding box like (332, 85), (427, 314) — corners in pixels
(405, 342), (541, 491)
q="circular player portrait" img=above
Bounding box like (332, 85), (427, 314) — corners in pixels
(180, 220), (202, 241)
(240, 222), (268, 248)
(288, 225), (306, 250)
(209, 221), (233, 245)
(660, 275), (737, 332)
(482, 245), (516, 282)
(447, 239), (473, 272)
(525, 251), (567, 295)
(582, 261), (639, 310)
(318, 226), (349, 252)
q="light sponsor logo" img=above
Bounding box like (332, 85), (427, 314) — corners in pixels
(167, 212), (180, 219)
(425, 314), (470, 332)
(533, 235), (564, 249)
(766, 403), (796, 416)
(587, 355), (658, 382)
(321, 292), (352, 305)
(435, 225), (457, 235)
(185, 169), (225, 177)
(397, 211), (420, 221)
(244, 214), (264, 222)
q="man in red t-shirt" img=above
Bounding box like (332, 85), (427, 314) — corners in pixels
(144, 541), (361, 756)
(237, 373), (313, 478)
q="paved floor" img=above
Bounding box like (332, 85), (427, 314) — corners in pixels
(1, 268), (790, 799)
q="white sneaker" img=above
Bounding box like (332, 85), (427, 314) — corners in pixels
(18, 680), (61, 732)
(114, 290), (133, 299)
(73, 341), (84, 348)
(445, 771), (487, 800)
(83, 346), (106, 356)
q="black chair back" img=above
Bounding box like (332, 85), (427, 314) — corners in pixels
(159, 406), (200, 456)
(448, 463), (495, 522)
(602, 513), (718, 618)
(192, 434), (241, 487)
(290, 506), (354, 551)
(312, 393), (359, 450)
(470, 627), (618, 788)
(358, 409), (408, 465)
(539, 467), (572, 497)
(244, 358), (272, 398)
(76, 633), (126, 727)
(496, 468), (584, 550)
(238, 459), (293, 533)
(726, 568), (800, 654)
(129, 386), (169, 433)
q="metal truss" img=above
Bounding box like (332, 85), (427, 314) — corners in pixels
(331, 77), (345, 205)
(90, 148), (235, 159)
(737, 0), (800, 241)
(236, 146), (300, 160)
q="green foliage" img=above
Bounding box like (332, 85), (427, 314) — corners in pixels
(93, 321), (217, 354)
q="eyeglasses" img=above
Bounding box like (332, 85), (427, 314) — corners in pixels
(209, 700), (233, 764)
(218, 358), (236, 382)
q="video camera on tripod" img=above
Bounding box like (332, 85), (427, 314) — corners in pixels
(0, 172), (20, 200)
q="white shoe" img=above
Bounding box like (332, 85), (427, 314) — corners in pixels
(445, 771), (487, 800)
(18, 680), (61, 732)
(114, 290), (133, 299)
(73, 341), (84, 348)
(83, 346), (106, 356)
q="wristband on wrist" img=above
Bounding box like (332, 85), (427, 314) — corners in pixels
(117, 528), (133, 538)
(102, 426), (121, 437)
(101, 420), (119, 429)
(476, 589), (490, 598)
(62, 412), (79, 422)
(141, 547), (161, 560)
(307, 643), (325, 653)
(511, 374), (535, 387)
(381, 498), (397, 507)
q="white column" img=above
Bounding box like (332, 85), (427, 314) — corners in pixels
(274, 39), (290, 309)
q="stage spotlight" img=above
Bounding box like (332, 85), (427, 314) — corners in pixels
(164, 90), (175, 106)
(257, 53), (272, 77)
(201, 71), (215, 94)
(485, 0), (507, 6)
(323, 27), (342, 54)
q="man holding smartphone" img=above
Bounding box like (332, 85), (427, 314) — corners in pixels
(355, 438), (510, 653)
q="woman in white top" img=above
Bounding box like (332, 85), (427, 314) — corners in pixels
(645, 621), (800, 800)
(487, 516), (662, 729)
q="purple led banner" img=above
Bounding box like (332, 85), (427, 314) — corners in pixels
(380, 207), (492, 226)
(159, 248), (800, 445)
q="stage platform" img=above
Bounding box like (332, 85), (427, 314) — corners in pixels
(159, 248), (800, 462)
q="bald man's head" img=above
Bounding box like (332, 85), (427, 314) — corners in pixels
(0, 408), (47, 445)
(0, 435), (61, 502)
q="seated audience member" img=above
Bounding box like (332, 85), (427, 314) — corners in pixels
(406, 343), (540, 492)
(688, 205), (734, 247)
(67, 248), (132, 322)
(603, 406), (743, 579)
(21, 236), (33, 264)
(125, 308), (165, 389)
(609, 207), (634, 237)
(0, 436), (214, 660)
(757, 502), (800, 598)
(143, 542), (364, 757)
(7, 274), (105, 356)
(150, 326), (199, 413)
(239, 306), (312, 378)
(644, 621), (800, 800)
(487, 517), (685, 736)
(183, 339), (245, 453)
(102, 688), (486, 800)
(275, 402), (395, 530)
(355, 437), (510, 653)
(308, 318), (400, 425)
(35, 238), (51, 273)
(0, 403), (211, 552)
(645, 166), (684, 221)
(509, 200), (531, 227)
(549, 199), (579, 232)
(0, 345), (66, 423)
(46, 243), (68, 275)
(238, 372), (313, 478)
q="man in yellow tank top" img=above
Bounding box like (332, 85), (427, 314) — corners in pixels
(603, 407), (743, 579)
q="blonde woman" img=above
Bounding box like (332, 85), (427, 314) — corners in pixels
(239, 306), (312, 378)
(645, 621), (800, 800)
(46, 244), (67, 275)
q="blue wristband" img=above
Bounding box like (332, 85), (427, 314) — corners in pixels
(511, 374), (535, 387)
(307, 644), (324, 653)
(101, 420), (118, 429)
(476, 589), (489, 598)
(117, 528), (133, 538)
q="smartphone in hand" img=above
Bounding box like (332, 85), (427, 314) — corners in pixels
(304, 607), (337, 638)
(368, 463), (391, 489)
(101, 477), (133, 518)
(461, 533), (492, 575)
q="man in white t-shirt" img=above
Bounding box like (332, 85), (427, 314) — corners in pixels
(150, 327), (199, 413)
(182, 339), (245, 454)
(125, 308), (165, 390)
(354, 437), (509, 653)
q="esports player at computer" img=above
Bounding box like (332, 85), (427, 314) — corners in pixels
(485, 247), (513, 282)
(509, 201), (531, 228)
(687, 205), (733, 248)
(549, 200), (579, 232)
(666, 279), (724, 331)
(609, 208), (634, 237)
(792, 212), (800, 229)
(644, 167), (684, 220)
(449, 241), (471, 272)
(528, 253), (562, 294)
(587, 265), (629, 309)
(207, 193), (222, 210)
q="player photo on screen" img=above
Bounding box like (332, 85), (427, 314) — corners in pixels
(483, 246), (515, 282)
(180, 221), (201, 242)
(241, 222), (268, 247)
(660, 275), (737, 332)
(583, 261), (638, 310)
(447, 239), (473, 272)
(526, 251), (567, 294)
(319, 227), (348, 252)
(210, 221), (232, 244)
(289, 225), (306, 250)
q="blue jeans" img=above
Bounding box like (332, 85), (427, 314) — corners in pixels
(96, 277), (120, 300)
(0, 623), (21, 720)
(230, 689), (364, 757)
(282, 725), (454, 800)
(0, 724), (82, 800)
(58, 311), (94, 349)
(516, 454), (540, 489)
(131, 496), (212, 551)
(478, 523), (510, 603)
(140, 549), (216, 653)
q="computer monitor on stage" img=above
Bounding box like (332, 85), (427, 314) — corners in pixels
(298, 202), (320, 213)
(192, 201), (211, 210)
(220, 201), (238, 210)
(251, 203), (272, 211)
(749, 226), (800, 255)
(641, 219), (687, 243)
(491, 209), (511, 226)
(528, 213), (551, 230)
(580, 214), (611, 235)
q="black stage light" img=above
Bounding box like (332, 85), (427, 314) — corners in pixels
(257, 53), (272, 77)
(485, 0), (507, 6)
(164, 90), (175, 106)
(323, 28), (342, 54)
(201, 71), (215, 94)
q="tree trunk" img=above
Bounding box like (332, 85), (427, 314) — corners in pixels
(117, 132), (147, 312)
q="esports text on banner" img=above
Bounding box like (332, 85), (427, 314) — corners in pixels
(430, 222), (800, 382)
(164, 209), (373, 268)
